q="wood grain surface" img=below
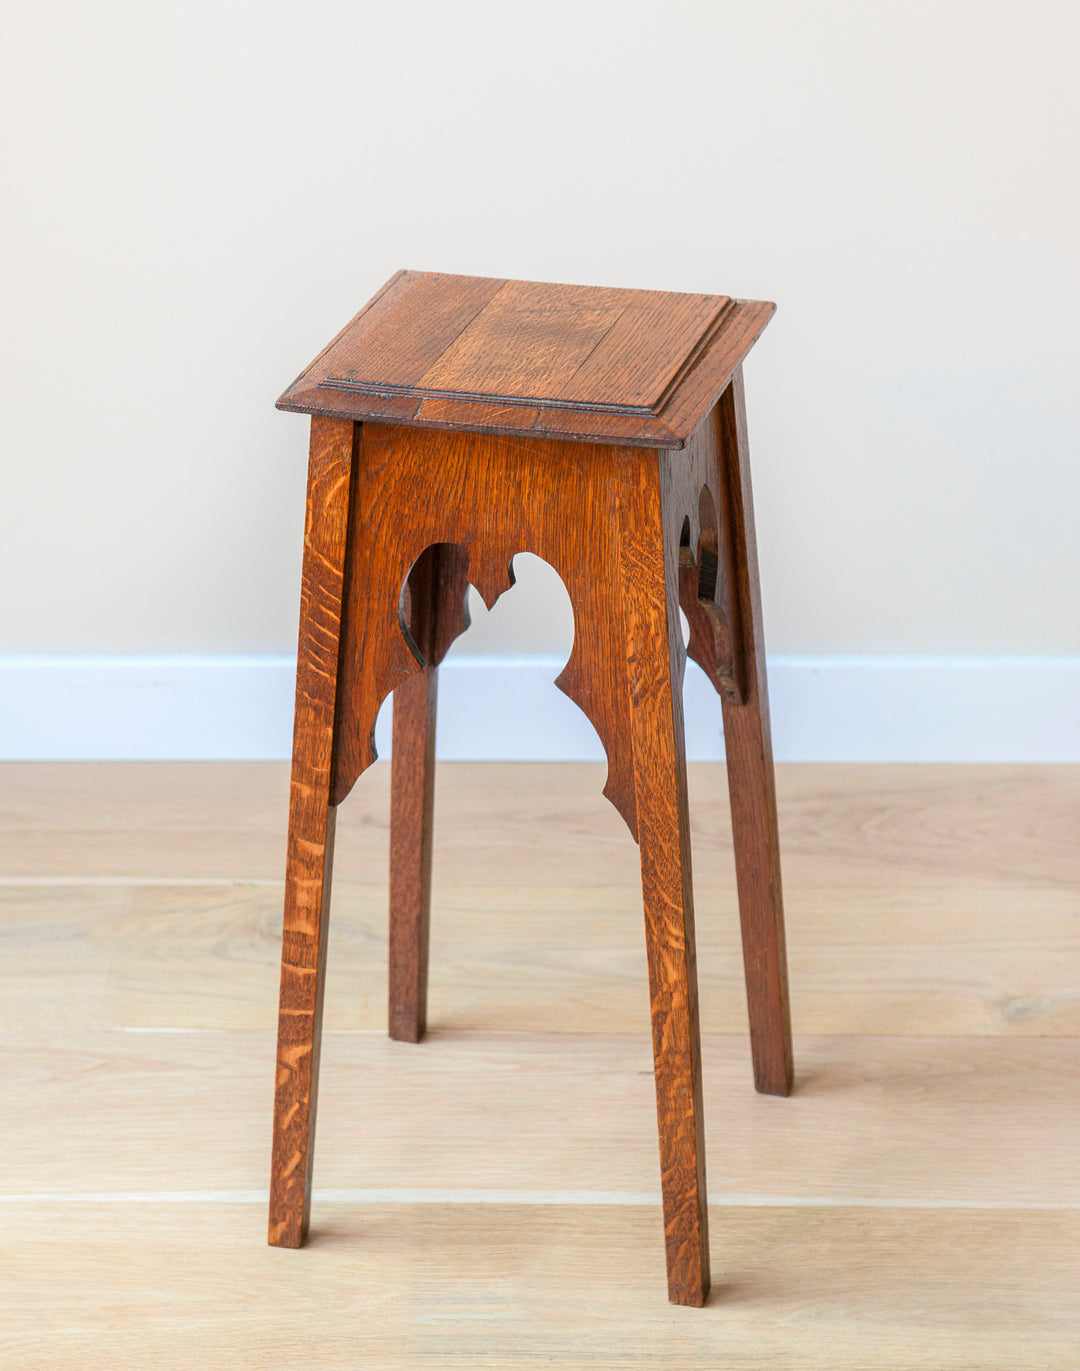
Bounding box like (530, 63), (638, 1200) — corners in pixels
(3, 762), (1080, 1365)
(4, 875), (1079, 1037)
(268, 415), (356, 1249)
(388, 543), (470, 1042)
(675, 367), (792, 1096)
(6, 1204), (1080, 1370)
(5, 762), (1076, 892)
(277, 269), (774, 448)
(713, 369), (792, 1094)
(6, 1031), (1080, 1202)
(295, 355), (792, 1301)
(316, 415), (771, 1304)
(618, 443), (709, 1302)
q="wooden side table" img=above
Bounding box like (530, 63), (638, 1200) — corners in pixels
(268, 270), (793, 1306)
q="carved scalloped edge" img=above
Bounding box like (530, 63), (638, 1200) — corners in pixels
(330, 488), (738, 830)
(331, 533), (644, 839)
(554, 651), (639, 844)
(327, 415), (745, 829)
(678, 482), (744, 705)
(331, 539), (520, 808)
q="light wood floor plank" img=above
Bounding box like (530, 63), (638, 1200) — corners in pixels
(3, 1202), (1078, 1369)
(3, 879), (1077, 1035)
(3, 761), (1078, 889)
(4, 761), (1078, 1365)
(5, 1031), (1079, 1205)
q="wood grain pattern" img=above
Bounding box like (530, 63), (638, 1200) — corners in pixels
(271, 276), (788, 1303)
(11, 1031), (1080, 1203)
(715, 370), (793, 1097)
(276, 270), (773, 449)
(6, 870), (1080, 1038)
(268, 415), (357, 1249)
(418, 279), (631, 400)
(388, 544), (470, 1042)
(9, 762), (1077, 893)
(319, 420), (741, 1302)
(678, 368), (792, 1096)
(273, 418), (789, 1299)
(311, 271), (506, 393)
(7, 762), (1080, 1363)
(619, 449), (709, 1303)
(332, 424), (643, 831)
(9, 1203), (1080, 1370)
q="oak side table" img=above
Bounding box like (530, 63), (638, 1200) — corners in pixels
(268, 270), (793, 1307)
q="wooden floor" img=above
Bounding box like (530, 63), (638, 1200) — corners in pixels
(2, 762), (1079, 1368)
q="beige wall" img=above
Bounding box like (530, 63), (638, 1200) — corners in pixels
(3, 1), (1077, 656)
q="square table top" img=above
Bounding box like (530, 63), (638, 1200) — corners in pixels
(277, 270), (774, 450)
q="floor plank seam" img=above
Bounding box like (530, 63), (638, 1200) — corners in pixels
(0, 876), (285, 887)
(6, 1189), (1080, 1210)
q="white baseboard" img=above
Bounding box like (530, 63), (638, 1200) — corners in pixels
(1, 654), (1078, 762)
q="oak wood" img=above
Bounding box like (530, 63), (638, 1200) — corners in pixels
(270, 275), (789, 1303)
(268, 415), (356, 1249)
(621, 450), (709, 1304)
(277, 270), (774, 449)
(320, 421), (730, 1301)
(388, 544), (470, 1042)
(673, 369), (791, 1094)
(387, 668), (435, 1043)
(331, 425), (644, 828)
(699, 367), (792, 1095)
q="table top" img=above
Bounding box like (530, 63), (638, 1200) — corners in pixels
(277, 270), (774, 450)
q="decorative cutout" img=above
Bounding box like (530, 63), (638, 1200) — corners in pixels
(678, 483), (744, 703)
(398, 543), (472, 669)
(329, 405), (749, 832)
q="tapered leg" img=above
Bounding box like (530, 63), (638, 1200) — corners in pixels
(389, 667), (436, 1040)
(716, 369), (793, 1097)
(389, 544), (471, 1042)
(622, 457), (710, 1308)
(269, 416), (357, 1248)
(388, 553), (439, 1042)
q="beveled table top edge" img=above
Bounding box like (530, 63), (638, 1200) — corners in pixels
(276, 274), (775, 451)
(276, 393), (687, 449)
